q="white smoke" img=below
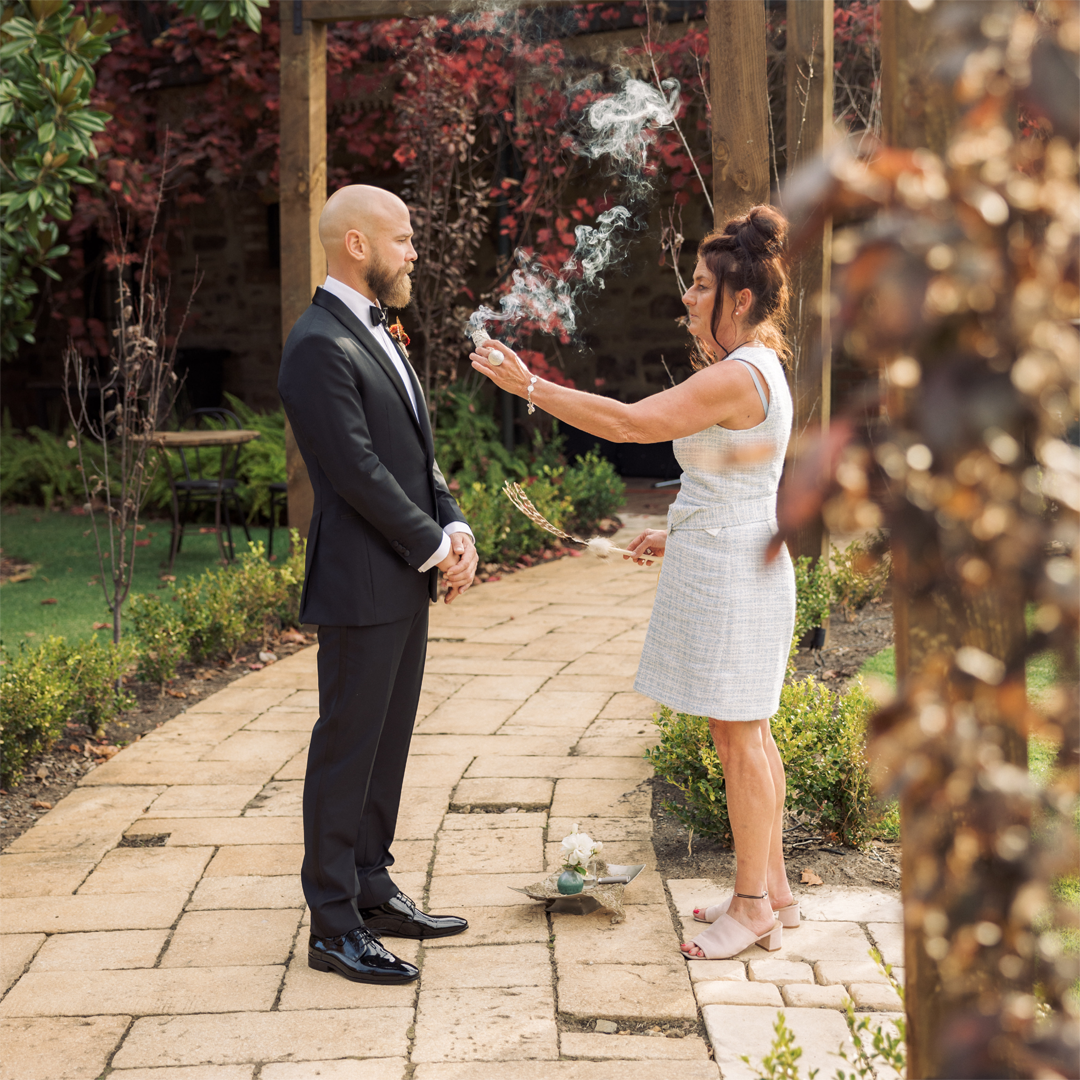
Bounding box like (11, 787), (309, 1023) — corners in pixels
(576, 75), (680, 194)
(468, 76), (679, 344)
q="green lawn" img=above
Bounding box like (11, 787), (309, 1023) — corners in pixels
(0, 507), (277, 649)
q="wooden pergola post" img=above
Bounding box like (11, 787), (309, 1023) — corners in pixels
(784, 0), (833, 567)
(279, 1), (326, 540)
(708, 0), (770, 219)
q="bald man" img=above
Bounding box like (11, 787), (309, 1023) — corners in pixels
(279, 186), (477, 985)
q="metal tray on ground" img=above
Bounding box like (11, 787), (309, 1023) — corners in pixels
(508, 864), (646, 918)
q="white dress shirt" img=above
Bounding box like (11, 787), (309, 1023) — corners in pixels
(322, 275), (472, 573)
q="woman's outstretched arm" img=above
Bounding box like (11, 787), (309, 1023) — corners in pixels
(470, 340), (764, 442)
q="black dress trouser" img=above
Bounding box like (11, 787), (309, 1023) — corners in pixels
(301, 606), (429, 939)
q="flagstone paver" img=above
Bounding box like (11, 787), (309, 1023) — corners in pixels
(0, 855), (96, 897)
(1, 525), (905, 1076)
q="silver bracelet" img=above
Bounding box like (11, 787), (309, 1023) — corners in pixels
(526, 375), (539, 415)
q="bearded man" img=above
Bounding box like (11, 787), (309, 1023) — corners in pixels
(279, 185), (477, 984)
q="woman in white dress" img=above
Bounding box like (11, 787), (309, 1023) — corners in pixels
(470, 205), (798, 961)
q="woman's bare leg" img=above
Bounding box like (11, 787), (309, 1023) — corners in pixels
(761, 721), (794, 908)
(682, 717), (777, 956)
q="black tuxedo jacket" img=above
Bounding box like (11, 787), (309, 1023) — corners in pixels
(278, 287), (466, 626)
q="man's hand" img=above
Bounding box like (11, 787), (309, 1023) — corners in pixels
(443, 533), (477, 604)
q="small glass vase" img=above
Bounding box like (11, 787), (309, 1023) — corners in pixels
(557, 867), (585, 895)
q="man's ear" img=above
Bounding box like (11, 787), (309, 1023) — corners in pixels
(344, 229), (367, 262)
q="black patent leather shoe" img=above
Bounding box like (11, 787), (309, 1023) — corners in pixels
(357, 890), (468, 940)
(308, 926), (419, 984)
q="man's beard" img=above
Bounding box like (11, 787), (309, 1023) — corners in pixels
(366, 253), (412, 309)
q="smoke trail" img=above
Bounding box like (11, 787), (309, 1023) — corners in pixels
(574, 74), (680, 201)
(468, 75), (680, 344)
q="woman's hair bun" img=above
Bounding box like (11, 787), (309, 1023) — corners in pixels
(728, 205), (787, 258)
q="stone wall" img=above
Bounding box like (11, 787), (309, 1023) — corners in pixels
(167, 187), (283, 414)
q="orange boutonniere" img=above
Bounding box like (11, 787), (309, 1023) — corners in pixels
(389, 318), (410, 355)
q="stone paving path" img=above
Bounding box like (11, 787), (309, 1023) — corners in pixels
(1, 519), (904, 1079)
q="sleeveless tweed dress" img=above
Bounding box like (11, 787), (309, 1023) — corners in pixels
(633, 345), (796, 721)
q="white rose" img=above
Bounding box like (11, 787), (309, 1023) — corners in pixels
(561, 827), (603, 871)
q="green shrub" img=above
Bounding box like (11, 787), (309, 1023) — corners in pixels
(229, 538), (305, 646)
(646, 676), (881, 849)
(773, 676), (880, 849)
(223, 393), (287, 524)
(1, 416), (95, 508)
(563, 449), (626, 529)
(129, 593), (189, 688)
(431, 380), (629, 564)
(154, 533), (305, 664)
(173, 563), (248, 661)
(0, 635), (134, 786)
(831, 532), (891, 620)
(433, 380), (521, 486)
(793, 554), (834, 643)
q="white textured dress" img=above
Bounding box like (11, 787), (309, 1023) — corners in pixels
(634, 345), (796, 721)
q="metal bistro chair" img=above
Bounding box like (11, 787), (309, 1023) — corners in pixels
(266, 480), (288, 559)
(167, 408), (252, 568)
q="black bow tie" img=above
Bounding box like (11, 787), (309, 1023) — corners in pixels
(369, 305), (387, 327)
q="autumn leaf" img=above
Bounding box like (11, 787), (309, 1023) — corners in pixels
(801, 869), (824, 886)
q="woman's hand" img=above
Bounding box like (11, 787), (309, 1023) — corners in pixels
(625, 529), (667, 565)
(470, 340), (534, 398)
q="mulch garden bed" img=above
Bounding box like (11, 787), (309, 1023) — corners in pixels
(651, 596), (901, 893)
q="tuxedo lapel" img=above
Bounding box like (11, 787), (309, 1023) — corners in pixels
(312, 288), (429, 452)
(390, 337), (435, 452)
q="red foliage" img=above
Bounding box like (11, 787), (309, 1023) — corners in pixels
(55, 4), (713, 362)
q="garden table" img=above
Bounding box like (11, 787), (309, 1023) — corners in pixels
(135, 429), (260, 569)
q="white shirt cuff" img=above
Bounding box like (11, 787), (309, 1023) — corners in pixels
(444, 521), (474, 541)
(418, 523), (474, 574)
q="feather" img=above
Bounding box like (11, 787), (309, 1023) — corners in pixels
(502, 481), (659, 561)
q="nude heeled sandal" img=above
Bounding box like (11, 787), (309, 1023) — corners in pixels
(693, 897), (800, 929)
(681, 889), (784, 960)
(681, 912), (783, 960)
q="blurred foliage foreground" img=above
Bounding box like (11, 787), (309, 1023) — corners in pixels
(775, 1), (1079, 1074)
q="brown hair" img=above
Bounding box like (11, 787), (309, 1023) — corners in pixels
(692, 204), (791, 368)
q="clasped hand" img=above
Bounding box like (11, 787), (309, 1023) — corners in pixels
(437, 533), (478, 604)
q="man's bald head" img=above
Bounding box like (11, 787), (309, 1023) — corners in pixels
(319, 185), (416, 306)
(319, 186), (403, 255)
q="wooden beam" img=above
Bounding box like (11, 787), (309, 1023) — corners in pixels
(784, 0), (833, 568)
(880, 0), (952, 158)
(279, 2), (326, 541)
(708, 0), (770, 223)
